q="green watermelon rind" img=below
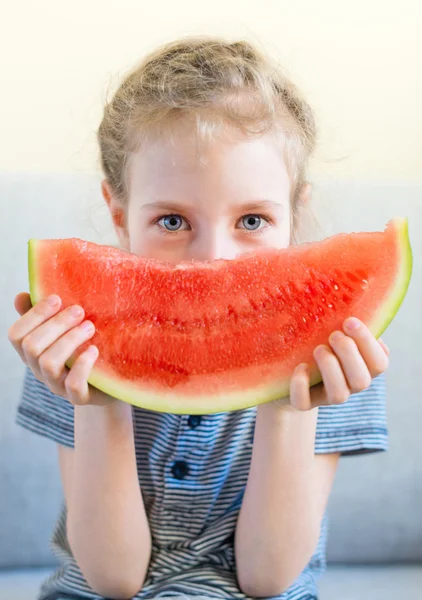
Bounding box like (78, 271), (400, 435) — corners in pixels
(365, 217), (412, 338)
(27, 218), (412, 414)
(28, 240), (42, 308)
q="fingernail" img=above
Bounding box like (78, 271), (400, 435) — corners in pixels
(47, 295), (60, 307)
(70, 305), (83, 317)
(81, 320), (94, 333)
(87, 345), (98, 357)
(299, 363), (309, 376)
(314, 344), (327, 357)
(330, 331), (344, 343)
(345, 317), (360, 331)
(379, 339), (390, 355)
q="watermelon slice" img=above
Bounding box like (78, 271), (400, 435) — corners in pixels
(28, 217), (412, 414)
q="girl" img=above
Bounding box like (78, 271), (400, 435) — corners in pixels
(9, 37), (389, 600)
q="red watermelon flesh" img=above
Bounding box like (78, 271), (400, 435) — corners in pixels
(28, 217), (412, 414)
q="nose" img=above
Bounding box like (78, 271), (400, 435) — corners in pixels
(190, 229), (239, 261)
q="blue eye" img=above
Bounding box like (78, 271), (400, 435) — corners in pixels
(241, 214), (263, 231)
(158, 215), (185, 231)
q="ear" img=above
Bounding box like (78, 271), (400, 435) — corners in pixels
(299, 182), (312, 204)
(101, 179), (130, 250)
(290, 182), (312, 245)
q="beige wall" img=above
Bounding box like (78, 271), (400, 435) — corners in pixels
(1, 0), (421, 180)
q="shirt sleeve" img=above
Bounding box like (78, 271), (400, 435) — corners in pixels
(315, 373), (388, 456)
(15, 367), (75, 448)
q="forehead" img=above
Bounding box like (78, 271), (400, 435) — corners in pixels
(127, 125), (291, 201)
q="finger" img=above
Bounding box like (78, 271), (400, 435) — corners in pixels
(14, 292), (32, 316)
(64, 345), (99, 405)
(38, 320), (96, 394)
(8, 295), (62, 362)
(22, 305), (86, 373)
(290, 371), (331, 410)
(309, 382), (330, 408)
(313, 344), (351, 405)
(343, 318), (389, 377)
(328, 330), (372, 394)
(378, 338), (390, 357)
(290, 363), (312, 411)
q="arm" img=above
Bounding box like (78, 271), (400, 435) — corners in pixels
(59, 402), (151, 600)
(235, 317), (389, 597)
(8, 293), (151, 599)
(235, 403), (338, 597)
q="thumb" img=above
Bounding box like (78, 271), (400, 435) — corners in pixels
(14, 292), (33, 316)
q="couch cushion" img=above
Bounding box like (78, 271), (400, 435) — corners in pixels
(0, 568), (53, 600)
(1, 565), (421, 600)
(319, 564), (422, 600)
(1, 171), (421, 567)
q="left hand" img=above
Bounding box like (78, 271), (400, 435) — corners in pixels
(286, 317), (390, 411)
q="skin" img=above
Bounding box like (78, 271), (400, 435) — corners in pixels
(8, 126), (389, 598)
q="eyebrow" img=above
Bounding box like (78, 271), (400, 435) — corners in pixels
(142, 200), (192, 211)
(236, 200), (286, 212)
(142, 199), (286, 211)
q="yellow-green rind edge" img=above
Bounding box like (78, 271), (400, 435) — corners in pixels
(27, 218), (412, 414)
(28, 239), (41, 309)
(366, 217), (413, 339)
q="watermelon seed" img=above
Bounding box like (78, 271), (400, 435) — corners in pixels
(327, 303), (334, 309)
(333, 283), (339, 291)
(316, 307), (325, 319)
(361, 279), (368, 287)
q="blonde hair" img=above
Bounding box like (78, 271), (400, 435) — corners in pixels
(97, 36), (317, 240)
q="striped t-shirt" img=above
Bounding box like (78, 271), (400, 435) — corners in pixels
(16, 368), (388, 600)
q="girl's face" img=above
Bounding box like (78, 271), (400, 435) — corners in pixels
(102, 128), (302, 262)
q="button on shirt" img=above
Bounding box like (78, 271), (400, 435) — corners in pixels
(16, 368), (388, 600)
(187, 414), (202, 429)
(171, 460), (190, 480)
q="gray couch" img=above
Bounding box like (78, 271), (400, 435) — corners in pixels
(1, 172), (421, 599)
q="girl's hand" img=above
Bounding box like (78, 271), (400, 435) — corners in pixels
(8, 292), (113, 406)
(287, 317), (390, 411)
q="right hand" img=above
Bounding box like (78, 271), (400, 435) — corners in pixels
(8, 292), (113, 406)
